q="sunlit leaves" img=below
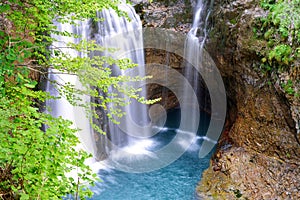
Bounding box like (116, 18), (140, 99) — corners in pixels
(0, 85), (96, 198)
(49, 39), (158, 123)
(0, 0), (128, 198)
(0, 0), (158, 198)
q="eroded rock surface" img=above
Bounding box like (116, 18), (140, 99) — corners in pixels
(198, 147), (300, 199)
(135, 0), (192, 33)
(197, 0), (300, 199)
(136, 0), (300, 199)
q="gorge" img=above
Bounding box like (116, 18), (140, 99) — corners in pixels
(135, 0), (300, 198)
(0, 0), (299, 199)
(49, 0), (300, 199)
(46, 0), (227, 199)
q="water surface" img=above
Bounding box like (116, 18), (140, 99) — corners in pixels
(90, 109), (213, 200)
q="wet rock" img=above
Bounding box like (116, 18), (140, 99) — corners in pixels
(197, 147), (300, 199)
(197, 0), (300, 198)
(137, 0), (299, 198)
(135, 0), (192, 33)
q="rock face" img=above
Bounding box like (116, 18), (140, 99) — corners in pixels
(197, 0), (300, 199)
(136, 0), (300, 199)
(198, 147), (300, 199)
(137, 0), (192, 33)
(145, 48), (183, 110)
(138, 0), (211, 112)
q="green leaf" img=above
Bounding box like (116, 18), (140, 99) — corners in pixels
(6, 52), (17, 61)
(0, 30), (4, 37)
(0, 4), (11, 13)
(20, 193), (30, 200)
(24, 83), (36, 88)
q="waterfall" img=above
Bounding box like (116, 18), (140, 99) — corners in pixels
(46, 0), (223, 174)
(184, 0), (213, 153)
(183, 0), (226, 158)
(183, 0), (208, 126)
(46, 20), (97, 155)
(46, 2), (149, 161)
(185, 0), (213, 88)
(189, 0), (212, 46)
(94, 2), (151, 152)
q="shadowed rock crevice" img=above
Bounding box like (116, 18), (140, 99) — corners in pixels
(145, 48), (212, 114)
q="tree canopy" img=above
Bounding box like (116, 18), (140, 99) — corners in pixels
(0, 0), (154, 199)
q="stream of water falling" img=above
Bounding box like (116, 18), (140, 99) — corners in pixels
(184, 0), (212, 92)
(88, 0), (215, 199)
(47, 0), (215, 199)
(95, 1), (150, 149)
(47, 20), (96, 155)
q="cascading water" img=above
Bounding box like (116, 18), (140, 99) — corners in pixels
(46, 0), (222, 199)
(94, 1), (150, 149)
(89, 0), (219, 199)
(47, 1), (150, 160)
(184, 0), (212, 95)
(183, 0), (221, 158)
(46, 20), (97, 155)
(189, 0), (213, 46)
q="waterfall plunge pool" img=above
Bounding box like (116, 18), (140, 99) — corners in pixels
(88, 109), (214, 200)
(48, 0), (219, 199)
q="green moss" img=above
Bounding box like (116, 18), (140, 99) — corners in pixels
(230, 18), (237, 25)
(253, 0), (299, 98)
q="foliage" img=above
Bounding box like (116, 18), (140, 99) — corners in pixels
(256, 0), (300, 68)
(0, 0), (154, 199)
(254, 0), (299, 96)
(50, 40), (157, 129)
(0, 84), (96, 199)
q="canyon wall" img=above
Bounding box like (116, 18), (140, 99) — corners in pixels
(197, 1), (300, 198)
(136, 0), (300, 199)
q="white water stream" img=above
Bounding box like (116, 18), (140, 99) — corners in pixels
(46, 1), (150, 161)
(46, 0), (219, 175)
